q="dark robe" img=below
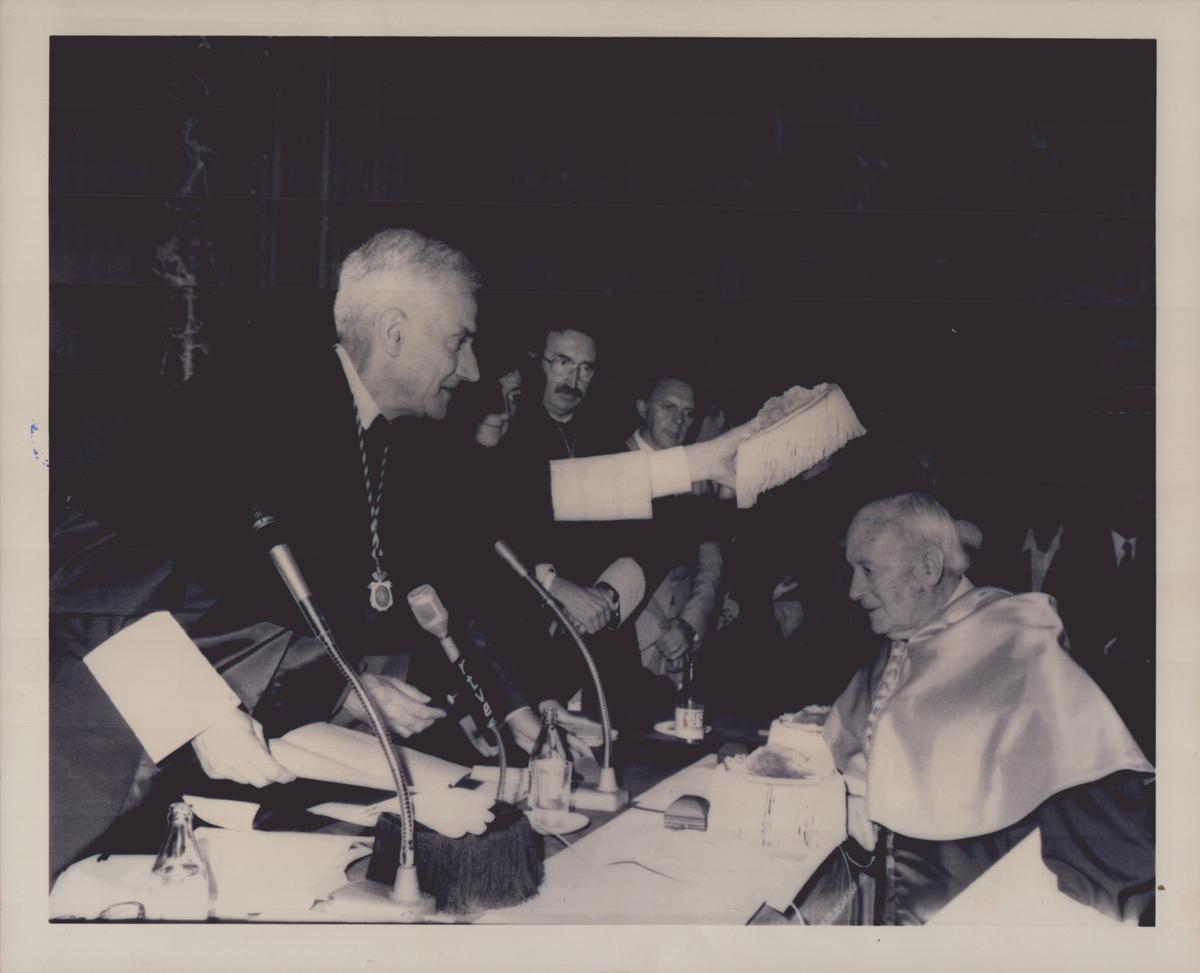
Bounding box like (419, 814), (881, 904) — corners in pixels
(491, 405), (672, 725)
(49, 345), (529, 875)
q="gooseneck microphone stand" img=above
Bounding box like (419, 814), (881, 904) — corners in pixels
(251, 508), (433, 919)
(494, 540), (629, 811)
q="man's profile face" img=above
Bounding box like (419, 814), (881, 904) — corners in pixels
(388, 273), (479, 420)
(846, 519), (929, 639)
(638, 378), (696, 450)
(540, 329), (597, 421)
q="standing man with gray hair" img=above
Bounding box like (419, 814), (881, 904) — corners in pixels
(50, 226), (754, 873)
(51, 228), (526, 872)
(808, 493), (1154, 924)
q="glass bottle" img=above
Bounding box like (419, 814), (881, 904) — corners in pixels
(528, 708), (573, 830)
(149, 802), (210, 920)
(674, 654), (705, 742)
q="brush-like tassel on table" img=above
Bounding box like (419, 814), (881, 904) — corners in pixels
(735, 383), (866, 509)
(416, 803), (544, 914)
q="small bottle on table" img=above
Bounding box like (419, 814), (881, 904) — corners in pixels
(674, 654), (705, 742)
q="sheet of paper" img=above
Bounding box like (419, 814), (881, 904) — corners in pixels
(183, 794), (259, 832)
(929, 829), (1120, 927)
(197, 827), (373, 920)
(269, 722), (468, 792)
(478, 755), (841, 924)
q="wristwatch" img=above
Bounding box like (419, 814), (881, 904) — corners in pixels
(594, 581), (621, 629)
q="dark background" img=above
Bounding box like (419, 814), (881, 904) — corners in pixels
(49, 36), (1155, 522)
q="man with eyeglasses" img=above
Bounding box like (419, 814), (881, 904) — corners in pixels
(495, 326), (675, 726)
(540, 328), (599, 430)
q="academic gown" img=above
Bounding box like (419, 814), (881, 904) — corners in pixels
(809, 583), (1154, 924)
(493, 406), (675, 725)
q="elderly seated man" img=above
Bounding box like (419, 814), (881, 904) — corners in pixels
(807, 493), (1154, 925)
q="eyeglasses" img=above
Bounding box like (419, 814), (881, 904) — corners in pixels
(541, 354), (596, 381)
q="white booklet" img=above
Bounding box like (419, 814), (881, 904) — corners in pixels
(268, 721), (469, 793)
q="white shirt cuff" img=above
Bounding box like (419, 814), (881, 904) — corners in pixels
(648, 445), (692, 499)
(83, 611), (242, 763)
(534, 563), (557, 590)
(595, 557), (646, 625)
(550, 452), (654, 521)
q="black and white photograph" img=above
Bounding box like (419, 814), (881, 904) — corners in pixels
(4, 2), (1199, 971)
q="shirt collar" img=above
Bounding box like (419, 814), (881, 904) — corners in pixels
(1111, 529), (1137, 562)
(1022, 525), (1063, 556)
(632, 429), (657, 453)
(334, 343), (384, 429)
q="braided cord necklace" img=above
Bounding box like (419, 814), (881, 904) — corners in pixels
(553, 419), (577, 458)
(355, 404), (394, 612)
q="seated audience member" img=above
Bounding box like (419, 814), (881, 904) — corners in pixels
(626, 376), (730, 686)
(496, 325), (661, 726)
(808, 493), (1154, 925)
(972, 480), (1069, 597)
(1049, 478), (1154, 757)
(691, 399), (737, 500)
(701, 450), (873, 718)
(448, 336), (527, 451)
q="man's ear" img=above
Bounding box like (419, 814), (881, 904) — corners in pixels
(921, 545), (946, 584)
(379, 306), (408, 358)
(636, 399), (649, 422)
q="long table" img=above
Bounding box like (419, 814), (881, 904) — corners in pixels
(476, 752), (844, 924)
(51, 720), (845, 923)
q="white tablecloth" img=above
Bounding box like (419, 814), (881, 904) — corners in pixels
(478, 754), (844, 924)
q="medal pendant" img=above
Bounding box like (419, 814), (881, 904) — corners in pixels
(368, 578), (394, 612)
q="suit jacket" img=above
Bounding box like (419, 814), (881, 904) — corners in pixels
(977, 524), (1070, 601)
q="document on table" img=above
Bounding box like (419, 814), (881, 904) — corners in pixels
(478, 754), (844, 924)
(929, 829), (1121, 927)
(198, 827), (374, 920)
(269, 722), (468, 792)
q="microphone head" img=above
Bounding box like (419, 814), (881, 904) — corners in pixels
(407, 584), (450, 639)
(493, 540), (530, 579)
(250, 506), (286, 550)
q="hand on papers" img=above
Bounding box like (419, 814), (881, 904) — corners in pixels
(192, 708), (296, 787)
(551, 577), (613, 634)
(341, 673), (447, 738)
(413, 787), (496, 837)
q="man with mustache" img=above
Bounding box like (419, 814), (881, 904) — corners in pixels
(496, 327), (668, 725)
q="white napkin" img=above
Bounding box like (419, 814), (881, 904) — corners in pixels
(197, 827), (373, 919)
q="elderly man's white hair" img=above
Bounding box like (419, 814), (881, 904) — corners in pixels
(333, 228), (480, 358)
(851, 492), (972, 577)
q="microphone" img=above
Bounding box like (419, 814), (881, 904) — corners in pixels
(405, 584), (545, 915)
(493, 540), (628, 810)
(251, 507), (432, 918)
(407, 584), (506, 800)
